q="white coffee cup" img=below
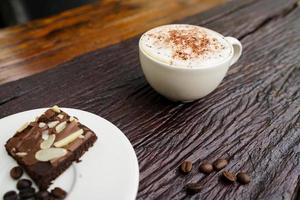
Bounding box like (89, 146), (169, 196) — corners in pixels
(139, 24), (242, 102)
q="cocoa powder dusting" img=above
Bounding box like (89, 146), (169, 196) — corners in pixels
(168, 28), (219, 60)
(148, 27), (223, 61)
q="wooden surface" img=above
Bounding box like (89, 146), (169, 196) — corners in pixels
(1, 0), (300, 199)
(0, 0), (225, 85)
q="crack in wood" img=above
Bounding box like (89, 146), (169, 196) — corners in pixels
(292, 177), (300, 200)
(0, 86), (34, 106)
(0, 95), (20, 106)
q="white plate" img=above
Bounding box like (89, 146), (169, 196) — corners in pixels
(0, 108), (139, 200)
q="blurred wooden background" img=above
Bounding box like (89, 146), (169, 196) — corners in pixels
(0, 0), (225, 85)
(0, 0), (97, 27)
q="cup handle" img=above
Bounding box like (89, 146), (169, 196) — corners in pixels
(225, 37), (242, 65)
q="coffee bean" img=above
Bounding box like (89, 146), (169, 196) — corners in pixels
(222, 171), (236, 183)
(199, 162), (213, 174)
(51, 187), (67, 199)
(180, 161), (192, 174)
(10, 166), (23, 180)
(237, 172), (251, 184)
(17, 179), (32, 190)
(22, 197), (36, 200)
(186, 183), (202, 194)
(19, 187), (36, 199)
(213, 159), (228, 171)
(36, 190), (50, 200)
(3, 191), (18, 200)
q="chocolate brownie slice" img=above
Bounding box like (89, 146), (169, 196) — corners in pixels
(5, 106), (97, 190)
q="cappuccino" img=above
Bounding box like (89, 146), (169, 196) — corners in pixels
(140, 24), (232, 68)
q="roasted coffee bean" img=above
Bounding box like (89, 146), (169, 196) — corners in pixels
(3, 191), (18, 200)
(213, 159), (228, 171)
(180, 161), (193, 174)
(19, 187), (36, 199)
(10, 166), (23, 180)
(186, 183), (202, 194)
(222, 171), (237, 183)
(51, 187), (67, 199)
(36, 190), (51, 200)
(237, 172), (251, 184)
(199, 162), (213, 174)
(17, 179), (32, 190)
(23, 197), (36, 200)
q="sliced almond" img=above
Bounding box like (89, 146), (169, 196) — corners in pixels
(52, 105), (61, 113)
(47, 121), (59, 128)
(57, 114), (64, 119)
(54, 129), (84, 148)
(69, 116), (75, 122)
(35, 148), (67, 162)
(78, 135), (85, 139)
(42, 130), (49, 140)
(40, 134), (56, 149)
(55, 121), (67, 133)
(16, 152), (28, 157)
(38, 122), (46, 128)
(17, 122), (29, 132)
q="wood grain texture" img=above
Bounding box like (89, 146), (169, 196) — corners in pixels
(0, 0), (225, 85)
(0, 0), (300, 199)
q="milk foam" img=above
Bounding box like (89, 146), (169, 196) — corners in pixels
(140, 24), (232, 68)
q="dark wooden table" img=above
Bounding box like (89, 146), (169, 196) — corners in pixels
(1, 0), (300, 199)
